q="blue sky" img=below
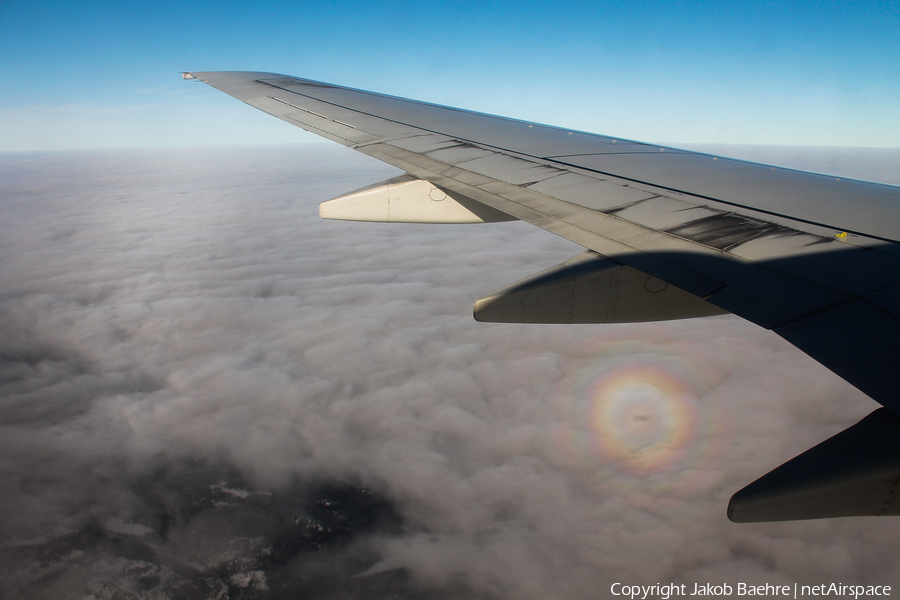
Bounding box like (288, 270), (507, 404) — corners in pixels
(1, 0), (898, 151)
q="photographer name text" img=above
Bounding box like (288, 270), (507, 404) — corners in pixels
(611, 583), (892, 599)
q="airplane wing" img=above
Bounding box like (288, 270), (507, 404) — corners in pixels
(184, 71), (900, 522)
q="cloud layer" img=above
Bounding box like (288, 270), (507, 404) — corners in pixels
(1, 144), (898, 598)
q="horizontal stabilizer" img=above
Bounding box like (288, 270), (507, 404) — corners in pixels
(319, 174), (516, 223)
(728, 408), (900, 522)
(473, 251), (728, 324)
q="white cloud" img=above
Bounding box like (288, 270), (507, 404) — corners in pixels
(0, 144), (897, 598)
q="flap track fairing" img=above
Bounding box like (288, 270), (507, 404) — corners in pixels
(474, 251), (728, 324)
(319, 174), (517, 223)
(728, 408), (900, 522)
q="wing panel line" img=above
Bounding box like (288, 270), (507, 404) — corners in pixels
(253, 78), (899, 246)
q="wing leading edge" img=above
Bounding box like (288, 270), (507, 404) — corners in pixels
(186, 71), (900, 521)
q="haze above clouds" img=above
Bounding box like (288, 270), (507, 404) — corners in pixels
(1, 144), (899, 598)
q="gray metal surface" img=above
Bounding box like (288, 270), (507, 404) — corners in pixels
(187, 70), (900, 415)
(190, 72), (900, 241)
